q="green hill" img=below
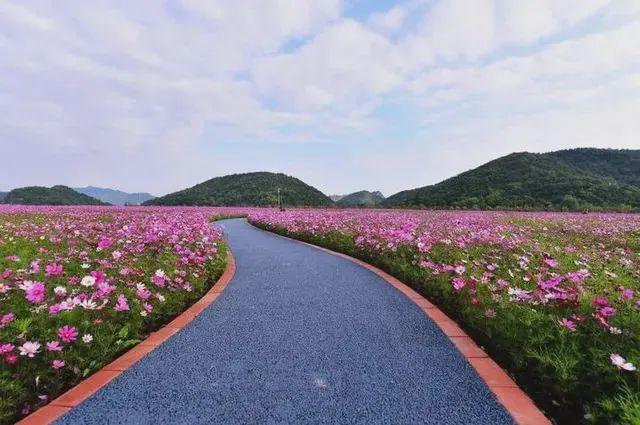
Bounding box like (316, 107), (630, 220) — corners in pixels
(3, 185), (109, 205)
(144, 172), (334, 207)
(383, 149), (640, 211)
(337, 190), (385, 207)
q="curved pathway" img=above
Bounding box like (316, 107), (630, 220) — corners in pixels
(57, 219), (513, 424)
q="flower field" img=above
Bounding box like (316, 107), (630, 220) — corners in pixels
(248, 209), (640, 423)
(0, 206), (227, 423)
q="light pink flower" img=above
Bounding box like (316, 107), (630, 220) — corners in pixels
(559, 318), (577, 332)
(18, 341), (41, 358)
(52, 359), (65, 369)
(46, 341), (63, 352)
(610, 353), (636, 371)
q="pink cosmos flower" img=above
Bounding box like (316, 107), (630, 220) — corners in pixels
(454, 265), (466, 275)
(0, 313), (15, 329)
(4, 353), (18, 365)
(559, 318), (577, 332)
(52, 359), (65, 369)
(610, 353), (636, 371)
(18, 341), (41, 357)
(543, 258), (559, 268)
(30, 260), (41, 273)
(621, 288), (634, 300)
(452, 277), (466, 292)
(151, 269), (166, 287)
(484, 309), (496, 318)
(0, 343), (14, 354)
(45, 263), (64, 276)
(25, 282), (46, 303)
(114, 294), (130, 311)
(46, 341), (63, 352)
(58, 325), (78, 343)
(97, 237), (114, 251)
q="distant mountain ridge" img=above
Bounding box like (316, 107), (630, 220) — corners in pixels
(0, 192), (6, 202)
(3, 185), (108, 205)
(74, 186), (155, 205)
(337, 190), (385, 207)
(144, 172), (334, 207)
(383, 148), (640, 211)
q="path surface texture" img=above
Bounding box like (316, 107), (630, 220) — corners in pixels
(57, 218), (513, 424)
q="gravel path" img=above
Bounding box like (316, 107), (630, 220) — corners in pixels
(57, 218), (513, 424)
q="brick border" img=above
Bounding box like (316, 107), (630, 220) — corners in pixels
(250, 223), (550, 425)
(16, 249), (236, 425)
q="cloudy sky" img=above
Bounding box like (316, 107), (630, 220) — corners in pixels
(1, 0), (639, 196)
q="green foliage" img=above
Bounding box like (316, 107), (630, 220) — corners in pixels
(144, 172), (334, 207)
(336, 190), (385, 207)
(3, 186), (108, 206)
(383, 148), (640, 211)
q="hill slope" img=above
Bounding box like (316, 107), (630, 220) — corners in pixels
(384, 149), (640, 211)
(3, 186), (109, 205)
(74, 186), (155, 205)
(337, 191), (385, 207)
(0, 192), (6, 202)
(144, 172), (334, 207)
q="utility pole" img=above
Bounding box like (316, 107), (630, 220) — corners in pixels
(277, 188), (281, 211)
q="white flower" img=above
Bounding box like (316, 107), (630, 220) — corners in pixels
(54, 286), (67, 297)
(80, 276), (96, 287)
(82, 334), (93, 344)
(19, 341), (41, 358)
(610, 353), (636, 371)
(79, 299), (98, 310)
(81, 263), (90, 269)
(112, 251), (122, 260)
(154, 269), (165, 278)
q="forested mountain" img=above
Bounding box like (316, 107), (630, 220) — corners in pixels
(3, 186), (109, 205)
(384, 149), (640, 211)
(144, 172), (334, 207)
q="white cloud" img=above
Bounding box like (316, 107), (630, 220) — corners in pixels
(0, 0), (639, 195)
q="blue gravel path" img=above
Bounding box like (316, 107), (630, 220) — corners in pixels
(57, 218), (513, 424)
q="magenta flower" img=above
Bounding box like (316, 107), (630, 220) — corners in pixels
(4, 353), (18, 365)
(45, 263), (64, 276)
(452, 277), (466, 292)
(58, 325), (78, 343)
(0, 343), (14, 354)
(25, 282), (46, 303)
(114, 294), (130, 312)
(97, 236), (114, 251)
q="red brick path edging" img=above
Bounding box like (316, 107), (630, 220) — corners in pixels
(16, 250), (236, 425)
(251, 224), (551, 425)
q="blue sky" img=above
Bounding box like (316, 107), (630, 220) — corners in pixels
(1, 0), (639, 196)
